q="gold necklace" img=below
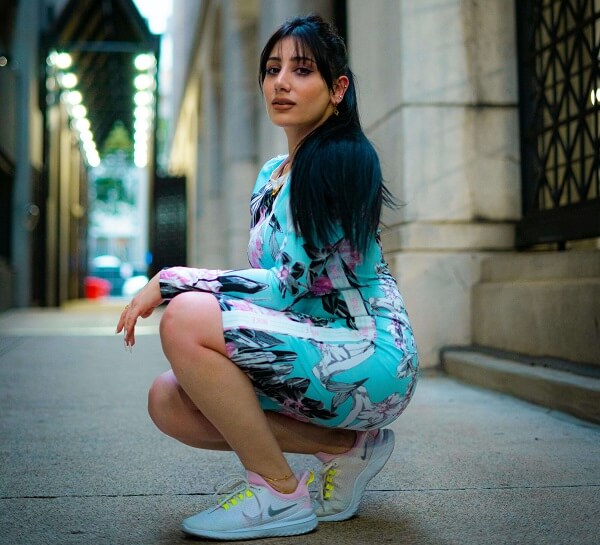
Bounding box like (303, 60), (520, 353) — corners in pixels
(271, 160), (290, 196)
(271, 172), (288, 196)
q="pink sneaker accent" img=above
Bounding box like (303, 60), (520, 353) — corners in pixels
(315, 430), (367, 463)
(247, 471), (311, 501)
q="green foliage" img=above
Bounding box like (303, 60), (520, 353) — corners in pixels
(102, 121), (133, 157)
(94, 177), (134, 206)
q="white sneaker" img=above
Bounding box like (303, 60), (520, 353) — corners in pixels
(181, 471), (318, 540)
(314, 429), (395, 521)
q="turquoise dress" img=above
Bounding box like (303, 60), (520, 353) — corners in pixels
(159, 155), (418, 430)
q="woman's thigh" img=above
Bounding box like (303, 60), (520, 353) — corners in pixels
(218, 297), (417, 431)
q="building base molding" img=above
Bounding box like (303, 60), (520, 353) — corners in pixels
(441, 347), (600, 424)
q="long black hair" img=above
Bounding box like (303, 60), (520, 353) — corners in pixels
(259, 14), (395, 254)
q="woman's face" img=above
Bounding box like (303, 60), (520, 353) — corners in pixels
(263, 38), (340, 145)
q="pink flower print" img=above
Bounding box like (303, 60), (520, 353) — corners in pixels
(225, 342), (237, 358)
(356, 393), (404, 427)
(281, 407), (311, 423)
(276, 266), (290, 283)
(283, 398), (308, 413)
(159, 267), (185, 281)
(338, 239), (362, 270)
(228, 299), (256, 312)
(248, 231), (263, 267)
(310, 275), (333, 295)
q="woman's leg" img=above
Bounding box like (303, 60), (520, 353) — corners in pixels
(148, 369), (356, 454)
(157, 291), (354, 493)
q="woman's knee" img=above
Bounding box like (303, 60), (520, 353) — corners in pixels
(159, 292), (199, 339)
(147, 370), (228, 448)
(147, 371), (181, 433)
(159, 292), (226, 355)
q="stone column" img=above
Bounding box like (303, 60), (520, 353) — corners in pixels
(348, 0), (521, 366)
(222, 0), (260, 268)
(197, 3), (226, 268)
(11, 0), (42, 306)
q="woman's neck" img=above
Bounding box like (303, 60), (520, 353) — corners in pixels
(273, 156), (291, 179)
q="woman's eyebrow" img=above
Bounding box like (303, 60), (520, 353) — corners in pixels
(291, 56), (315, 64)
(266, 55), (315, 64)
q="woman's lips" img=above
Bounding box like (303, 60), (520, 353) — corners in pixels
(272, 99), (295, 110)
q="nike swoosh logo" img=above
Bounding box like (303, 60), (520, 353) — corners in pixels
(361, 433), (377, 460)
(268, 504), (297, 517)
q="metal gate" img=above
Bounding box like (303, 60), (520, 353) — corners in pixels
(150, 175), (187, 276)
(516, 0), (600, 247)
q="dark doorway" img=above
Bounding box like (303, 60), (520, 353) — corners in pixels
(150, 175), (187, 276)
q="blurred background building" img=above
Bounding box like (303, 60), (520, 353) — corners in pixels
(0, 1), (598, 418)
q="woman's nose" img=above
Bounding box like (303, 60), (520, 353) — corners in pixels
(274, 69), (290, 91)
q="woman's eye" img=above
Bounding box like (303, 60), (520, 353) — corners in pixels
(295, 67), (312, 76)
(266, 66), (279, 75)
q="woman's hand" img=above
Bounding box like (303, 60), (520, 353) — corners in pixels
(116, 273), (164, 349)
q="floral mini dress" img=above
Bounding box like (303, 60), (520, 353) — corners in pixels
(159, 155), (418, 430)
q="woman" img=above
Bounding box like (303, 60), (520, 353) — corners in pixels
(116, 14), (418, 541)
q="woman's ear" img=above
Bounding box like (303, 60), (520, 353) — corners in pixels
(332, 75), (350, 103)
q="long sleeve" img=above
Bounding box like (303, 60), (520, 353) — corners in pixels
(158, 234), (340, 312)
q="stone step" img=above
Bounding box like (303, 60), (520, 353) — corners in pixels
(472, 276), (600, 364)
(480, 250), (600, 282)
(441, 347), (600, 424)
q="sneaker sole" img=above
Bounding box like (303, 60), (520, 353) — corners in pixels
(181, 514), (318, 540)
(317, 429), (396, 522)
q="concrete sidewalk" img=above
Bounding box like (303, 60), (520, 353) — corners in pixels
(0, 304), (599, 545)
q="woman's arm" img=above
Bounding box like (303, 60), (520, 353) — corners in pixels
(158, 234), (342, 311)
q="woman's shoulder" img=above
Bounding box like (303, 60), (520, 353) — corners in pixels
(253, 155), (289, 190)
(260, 155), (288, 176)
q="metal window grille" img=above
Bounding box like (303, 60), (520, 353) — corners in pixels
(516, 0), (600, 247)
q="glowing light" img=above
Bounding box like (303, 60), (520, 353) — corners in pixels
(134, 153), (148, 168)
(87, 155), (101, 167)
(134, 91), (154, 106)
(83, 141), (97, 154)
(134, 119), (150, 132)
(0, 56), (7, 67)
(74, 118), (91, 131)
(63, 90), (82, 105)
(134, 105), (152, 120)
(60, 72), (78, 88)
(134, 54), (156, 71)
(80, 129), (93, 143)
(134, 73), (154, 90)
(54, 52), (72, 69)
(134, 130), (148, 143)
(70, 104), (87, 119)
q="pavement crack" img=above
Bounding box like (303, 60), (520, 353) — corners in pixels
(2, 483), (599, 500)
(373, 483), (600, 492)
(0, 336), (27, 358)
(0, 492), (214, 500)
